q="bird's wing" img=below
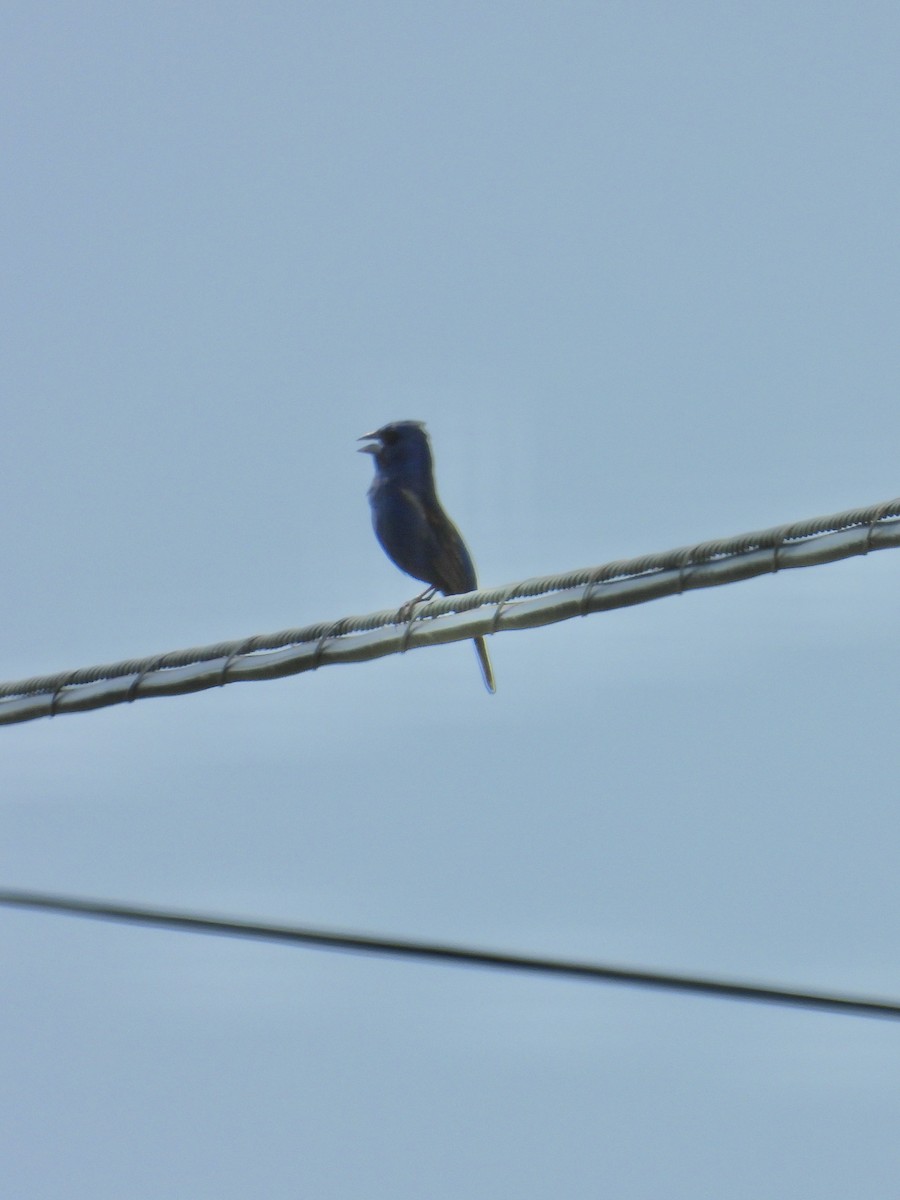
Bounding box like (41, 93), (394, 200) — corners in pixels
(406, 488), (478, 596)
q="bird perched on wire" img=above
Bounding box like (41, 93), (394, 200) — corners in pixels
(359, 421), (495, 693)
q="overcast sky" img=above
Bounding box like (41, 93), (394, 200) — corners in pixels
(3, 3), (900, 1196)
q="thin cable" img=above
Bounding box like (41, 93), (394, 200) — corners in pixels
(2, 495), (900, 725)
(1, 887), (898, 1021)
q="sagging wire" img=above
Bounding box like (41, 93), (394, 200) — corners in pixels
(1, 887), (898, 1021)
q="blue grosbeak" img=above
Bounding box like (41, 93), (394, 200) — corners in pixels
(359, 421), (496, 693)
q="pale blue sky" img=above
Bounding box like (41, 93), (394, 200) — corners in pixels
(3, 3), (900, 1196)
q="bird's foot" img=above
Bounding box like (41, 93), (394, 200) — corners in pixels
(398, 587), (438, 622)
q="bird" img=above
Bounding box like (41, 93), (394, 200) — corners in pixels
(359, 420), (496, 693)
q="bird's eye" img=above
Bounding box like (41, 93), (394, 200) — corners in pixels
(382, 429), (398, 445)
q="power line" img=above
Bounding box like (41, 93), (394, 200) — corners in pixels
(2, 495), (900, 725)
(1, 886), (898, 1021)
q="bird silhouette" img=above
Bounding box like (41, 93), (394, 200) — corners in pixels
(359, 421), (495, 693)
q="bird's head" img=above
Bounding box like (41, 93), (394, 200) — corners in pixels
(358, 421), (433, 478)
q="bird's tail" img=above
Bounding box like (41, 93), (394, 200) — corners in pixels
(473, 636), (496, 694)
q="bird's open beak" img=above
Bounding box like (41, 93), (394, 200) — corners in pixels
(357, 432), (381, 454)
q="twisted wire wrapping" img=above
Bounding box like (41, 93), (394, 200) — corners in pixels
(1, 494), (899, 710)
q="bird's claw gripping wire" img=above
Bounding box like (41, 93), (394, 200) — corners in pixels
(397, 586), (437, 623)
